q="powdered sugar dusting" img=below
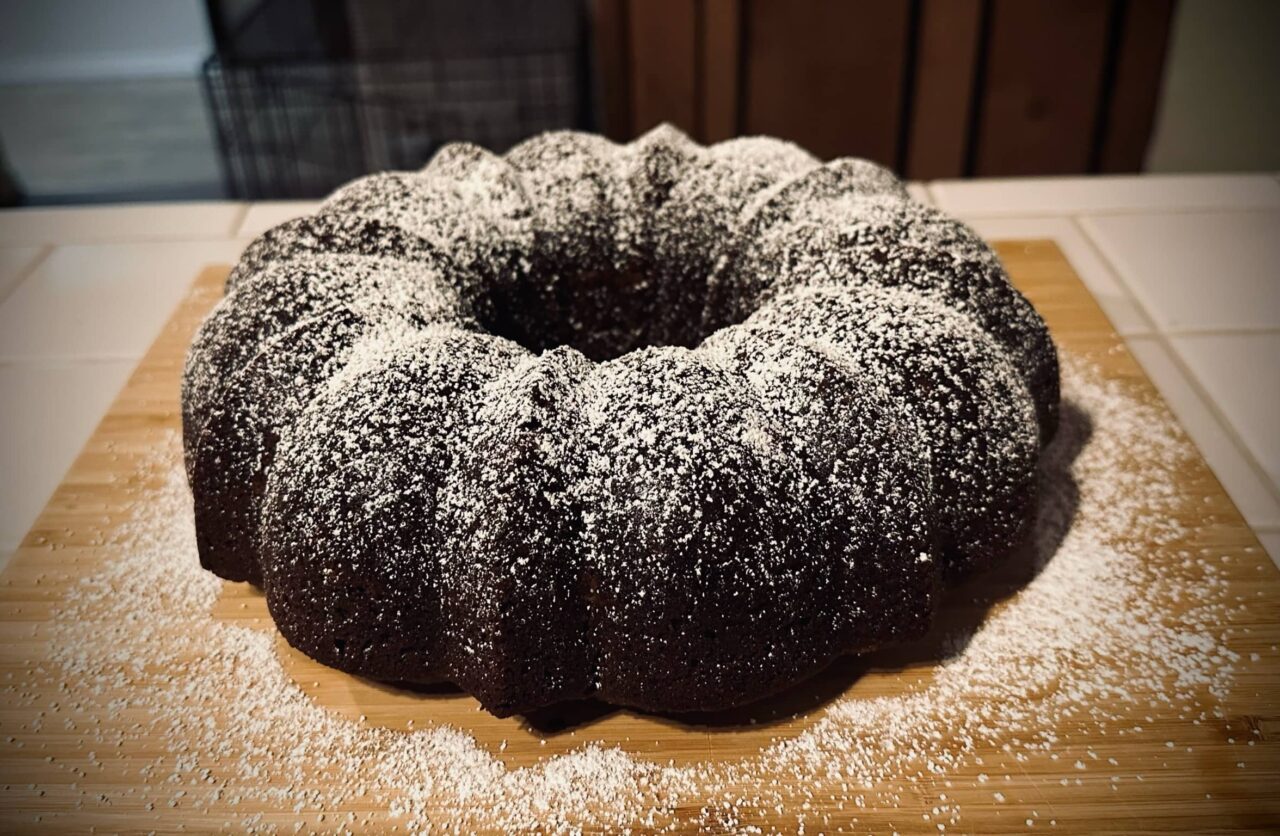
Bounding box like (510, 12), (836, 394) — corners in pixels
(16, 353), (1258, 832)
(186, 125), (1063, 716)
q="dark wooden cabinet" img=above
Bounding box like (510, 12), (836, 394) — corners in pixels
(592, 0), (1175, 176)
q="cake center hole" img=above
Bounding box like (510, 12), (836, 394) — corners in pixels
(478, 267), (710, 362)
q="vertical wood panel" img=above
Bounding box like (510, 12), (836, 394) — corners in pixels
(700, 0), (742, 142)
(1098, 0), (1176, 172)
(591, 0), (1166, 176)
(742, 0), (912, 162)
(904, 0), (984, 179)
(972, 0), (1114, 176)
(627, 0), (698, 136)
(591, 0), (632, 141)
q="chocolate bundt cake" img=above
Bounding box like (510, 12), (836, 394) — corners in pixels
(182, 124), (1058, 717)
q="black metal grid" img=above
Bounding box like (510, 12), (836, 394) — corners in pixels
(202, 46), (587, 200)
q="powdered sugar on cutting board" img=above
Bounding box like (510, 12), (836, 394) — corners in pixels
(14, 354), (1262, 832)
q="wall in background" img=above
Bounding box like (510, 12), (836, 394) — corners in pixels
(593, 0), (1178, 178)
(1146, 0), (1280, 173)
(0, 0), (1275, 204)
(0, 0), (219, 203)
(0, 0), (212, 83)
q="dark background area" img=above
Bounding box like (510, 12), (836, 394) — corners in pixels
(0, 0), (1277, 205)
(596, 0), (1175, 178)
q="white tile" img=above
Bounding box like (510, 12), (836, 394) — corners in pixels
(0, 239), (247, 361)
(1170, 333), (1280, 489)
(930, 174), (1280, 218)
(237, 201), (324, 238)
(1257, 529), (1280, 569)
(1125, 337), (1280, 528)
(0, 202), (245, 247)
(0, 360), (137, 549)
(0, 246), (46, 303)
(967, 216), (1155, 336)
(1081, 211), (1280, 332)
(905, 183), (932, 206)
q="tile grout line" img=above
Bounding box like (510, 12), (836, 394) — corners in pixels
(1066, 217), (1148, 287)
(946, 204), (1280, 222)
(982, 219), (1279, 516)
(235, 203), (327, 239)
(0, 355), (144, 368)
(1066, 216), (1159, 332)
(1133, 331), (1280, 509)
(1159, 326), (1280, 338)
(228, 202), (252, 239)
(0, 216), (254, 247)
(1162, 333), (1280, 504)
(967, 216), (1155, 338)
(1123, 332), (1280, 533)
(1070, 216), (1280, 510)
(981, 220), (1280, 525)
(0, 233), (248, 248)
(0, 243), (54, 308)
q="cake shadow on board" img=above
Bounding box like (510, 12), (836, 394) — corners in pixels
(216, 400), (1088, 739)
(521, 400), (1089, 736)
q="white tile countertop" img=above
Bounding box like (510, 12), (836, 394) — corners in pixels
(2, 174), (1278, 569)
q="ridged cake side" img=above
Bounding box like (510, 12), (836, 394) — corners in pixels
(181, 124), (1059, 716)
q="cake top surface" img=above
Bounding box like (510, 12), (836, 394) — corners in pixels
(180, 122), (1061, 722)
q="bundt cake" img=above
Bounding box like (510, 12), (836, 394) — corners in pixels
(182, 124), (1058, 717)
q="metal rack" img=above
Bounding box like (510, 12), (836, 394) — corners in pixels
(201, 0), (589, 199)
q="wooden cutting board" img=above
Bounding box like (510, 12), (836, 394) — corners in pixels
(0, 240), (1277, 832)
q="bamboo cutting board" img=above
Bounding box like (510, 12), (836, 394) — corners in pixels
(0, 240), (1277, 832)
